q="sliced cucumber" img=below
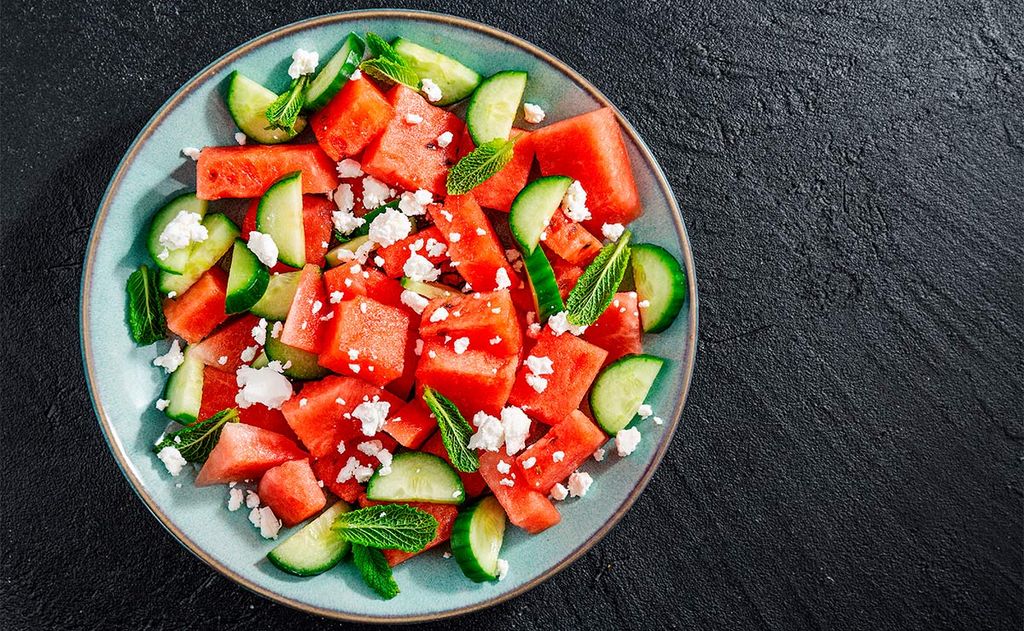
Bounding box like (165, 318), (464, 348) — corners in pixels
(147, 193), (208, 274)
(631, 244), (687, 333)
(225, 71), (305, 144)
(265, 335), (329, 380)
(392, 38), (481, 106)
(466, 70), (528, 145)
(225, 239), (270, 314)
(267, 501), (353, 576)
(158, 214), (240, 295)
(325, 235), (371, 268)
(251, 350), (270, 369)
(163, 345), (204, 423)
(256, 171), (306, 268)
(249, 271), (301, 320)
(521, 246), (564, 322)
(451, 496), (506, 582)
(304, 33), (366, 111)
(509, 176), (573, 253)
(589, 354), (666, 434)
(400, 277), (458, 299)
(365, 452), (465, 504)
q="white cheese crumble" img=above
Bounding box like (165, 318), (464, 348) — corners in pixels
(424, 238), (446, 258)
(496, 459), (512, 474)
(552, 451), (565, 463)
(453, 337), (470, 355)
(352, 400), (390, 436)
(436, 131), (454, 148)
(330, 291), (344, 304)
(336, 440), (347, 455)
(500, 406), (532, 455)
(550, 483), (569, 501)
(523, 102), (546, 124)
(158, 211), (208, 255)
(496, 558), (510, 581)
(155, 398), (170, 411)
(400, 290), (430, 314)
(367, 207), (412, 247)
(333, 184), (357, 217)
(615, 427), (642, 456)
(404, 113), (423, 125)
(240, 345), (257, 363)
(429, 307), (449, 323)
(251, 318), (268, 346)
(227, 487), (244, 511)
(336, 158), (364, 179)
(524, 355), (554, 376)
(489, 336), (502, 345)
(153, 340), (185, 373)
(498, 478), (515, 487)
(521, 456), (537, 470)
(653, 416), (665, 426)
(361, 176), (393, 210)
(247, 231), (279, 268)
(547, 311), (588, 336)
(526, 322), (542, 338)
(404, 252), (441, 282)
(398, 189), (433, 216)
(271, 321), (284, 339)
(249, 505), (283, 539)
(156, 446), (187, 476)
(467, 411), (504, 451)
(448, 232), (461, 243)
(245, 490), (261, 508)
(288, 48), (319, 79)
(637, 404), (653, 418)
(181, 146), (201, 161)
(495, 267), (512, 291)
(234, 364), (293, 409)
(234, 132), (247, 146)
(421, 78), (442, 102)
(525, 373), (548, 393)
(601, 223), (625, 242)
(638, 299), (651, 308)
(350, 68), (362, 80)
(561, 180), (592, 222)
(593, 448), (606, 462)
(414, 339), (423, 356)
(567, 471), (593, 498)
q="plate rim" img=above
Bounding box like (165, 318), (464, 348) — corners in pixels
(79, 8), (699, 623)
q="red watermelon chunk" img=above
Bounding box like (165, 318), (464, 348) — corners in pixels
(199, 366), (297, 440)
(357, 496), (459, 566)
(516, 410), (607, 493)
(311, 75), (395, 160)
(544, 211), (603, 266)
(532, 108), (641, 231)
(323, 262), (371, 300)
(421, 431), (487, 497)
(478, 450), (561, 534)
(419, 290), (522, 357)
(311, 432), (398, 502)
(385, 323), (419, 400)
(456, 128), (535, 212)
(195, 423), (307, 486)
(431, 196), (517, 292)
(258, 459), (327, 526)
(384, 399), (436, 449)
(415, 339), (517, 416)
(163, 268), (228, 344)
(280, 264), (328, 353)
(196, 144), (339, 200)
(242, 196), (334, 270)
(361, 85), (463, 196)
(190, 315), (262, 372)
(582, 291), (642, 365)
(551, 259), (584, 299)
(377, 226), (449, 278)
(318, 296), (411, 386)
(508, 328), (608, 425)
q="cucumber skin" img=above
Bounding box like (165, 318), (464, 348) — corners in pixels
(225, 239), (270, 314)
(466, 70), (528, 146)
(589, 354), (665, 435)
(256, 171), (306, 269)
(509, 176), (573, 254)
(249, 271), (301, 320)
(267, 501), (353, 577)
(631, 244), (687, 333)
(163, 346), (204, 424)
(400, 277), (457, 299)
(521, 247), (564, 322)
(365, 452), (465, 505)
(392, 38), (481, 106)
(264, 336), (329, 380)
(450, 496), (505, 582)
(147, 193), (208, 274)
(225, 71), (304, 145)
(303, 33), (366, 111)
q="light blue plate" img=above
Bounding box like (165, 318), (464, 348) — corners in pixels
(80, 10), (698, 623)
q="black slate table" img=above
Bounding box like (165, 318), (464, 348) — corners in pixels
(3, 1), (1021, 629)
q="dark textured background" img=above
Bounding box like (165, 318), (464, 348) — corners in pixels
(2, 0), (1021, 629)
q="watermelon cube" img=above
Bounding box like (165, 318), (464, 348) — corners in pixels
(516, 410), (607, 493)
(420, 431), (487, 497)
(190, 314), (262, 372)
(311, 432), (398, 503)
(552, 258), (584, 299)
(384, 399), (436, 449)
(544, 211), (602, 266)
(318, 296), (411, 386)
(163, 268), (228, 344)
(311, 75), (395, 160)
(431, 195), (517, 292)
(195, 423), (307, 486)
(323, 262), (371, 300)
(415, 340), (517, 416)
(358, 497), (458, 566)
(196, 144), (339, 200)
(478, 451), (560, 534)
(419, 290), (522, 357)
(280, 264), (328, 354)
(582, 292), (642, 365)
(456, 127), (535, 212)
(199, 366), (297, 440)
(258, 459), (327, 526)
(377, 226), (449, 278)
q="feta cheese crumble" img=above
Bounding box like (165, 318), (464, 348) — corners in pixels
(404, 252), (441, 282)
(496, 558), (510, 581)
(500, 406), (532, 455)
(561, 180), (592, 222)
(251, 318), (268, 346)
(420, 78), (442, 102)
(436, 131), (454, 147)
(567, 471), (593, 497)
(158, 211), (208, 257)
(522, 456), (537, 470)
(352, 400), (390, 436)
(249, 505), (283, 539)
(498, 478), (515, 487)
(398, 189), (433, 216)
(336, 158), (364, 179)
(271, 321), (284, 339)
(637, 404), (653, 419)
(525, 373), (548, 393)
(246, 231), (279, 268)
(523, 102), (546, 124)
(181, 146), (201, 161)
(362, 176), (394, 210)
(234, 132), (247, 146)
(495, 267), (512, 291)
(496, 459), (511, 474)
(653, 416), (665, 425)
(524, 355), (554, 376)
(593, 448), (606, 462)
(227, 488), (244, 511)
(156, 446), (187, 476)
(367, 207), (412, 247)
(429, 307), (449, 323)
(234, 364), (293, 409)
(552, 451), (565, 463)
(153, 340), (185, 373)
(453, 337), (470, 355)
(547, 311), (588, 336)
(245, 490), (261, 508)
(287, 48), (319, 78)
(601, 222), (625, 241)
(400, 290), (430, 314)
(155, 398), (170, 411)
(467, 411), (504, 451)
(615, 427), (642, 456)
(404, 113), (423, 125)
(448, 232), (461, 243)
(550, 482), (569, 501)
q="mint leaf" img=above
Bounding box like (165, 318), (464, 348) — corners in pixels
(359, 57), (419, 89)
(265, 75), (309, 133)
(565, 230), (633, 326)
(332, 504), (438, 552)
(126, 264), (166, 345)
(152, 408), (239, 462)
(422, 387), (479, 473)
(351, 544), (400, 599)
(446, 138), (516, 195)
(365, 33), (405, 65)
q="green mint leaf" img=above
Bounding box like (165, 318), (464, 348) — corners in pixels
(365, 33), (406, 66)
(446, 138), (516, 195)
(359, 57), (419, 89)
(126, 264), (166, 345)
(351, 544), (400, 600)
(332, 504), (438, 552)
(565, 230), (633, 326)
(152, 408), (239, 462)
(265, 75), (309, 133)
(422, 387), (479, 473)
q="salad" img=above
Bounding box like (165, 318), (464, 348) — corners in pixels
(126, 31), (686, 599)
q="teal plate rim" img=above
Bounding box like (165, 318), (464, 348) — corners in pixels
(79, 9), (699, 623)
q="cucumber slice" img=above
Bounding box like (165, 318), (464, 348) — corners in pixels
(256, 171), (306, 268)
(265, 335), (329, 380)
(303, 33), (366, 111)
(225, 71), (305, 144)
(365, 452), (465, 504)
(509, 176), (573, 253)
(249, 271), (301, 320)
(400, 277), (458, 299)
(267, 501), (353, 576)
(392, 38), (481, 106)
(521, 246), (564, 322)
(251, 350), (270, 369)
(451, 496), (506, 582)
(147, 193), (208, 274)
(466, 70), (528, 145)
(158, 214), (240, 295)
(325, 235), (371, 268)
(225, 239), (270, 314)
(631, 244), (687, 333)
(163, 345), (204, 423)
(589, 354), (666, 434)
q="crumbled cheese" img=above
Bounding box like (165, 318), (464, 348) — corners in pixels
(475, 227), (487, 237)
(234, 364), (293, 409)
(436, 131), (454, 147)
(638, 299), (651, 308)
(270, 321), (284, 339)
(403, 253), (441, 282)
(429, 307), (449, 323)
(601, 223), (625, 241)
(453, 337), (470, 354)
(153, 340), (185, 373)
(352, 400), (390, 436)
(398, 189), (433, 216)
(495, 267), (512, 291)
(287, 48), (319, 78)
(166, 291), (177, 299)
(299, 398), (308, 408)
(330, 290), (345, 304)
(637, 404), (653, 418)
(155, 398), (170, 411)
(561, 180), (592, 222)
(361, 176), (393, 210)
(227, 488), (244, 511)
(448, 232), (461, 243)
(615, 427), (642, 456)
(593, 448), (606, 462)
(567, 471), (593, 497)
(524, 355), (554, 376)
(158, 210), (208, 255)
(498, 478), (515, 487)
(414, 339), (424, 356)
(523, 102), (546, 124)
(500, 406), (532, 455)
(525, 373), (548, 393)
(255, 505), (282, 539)
(522, 456), (537, 470)
(421, 78), (442, 102)
(181, 146), (201, 161)
(333, 184), (357, 217)
(547, 311), (588, 336)
(234, 131), (247, 146)
(550, 483), (569, 501)
(552, 451), (565, 463)
(251, 318), (268, 345)
(240, 345), (258, 363)
(527, 323), (542, 338)
(337, 159), (364, 179)
(336, 440), (346, 455)
(350, 68), (362, 80)
(245, 490), (261, 509)
(653, 416), (665, 426)
(467, 411), (504, 451)
(443, 551), (452, 559)
(539, 231), (547, 241)
(496, 459), (512, 474)
(311, 301), (323, 316)
(156, 446), (187, 476)
(376, 448), (394, 475)
(404, 113), (423, 125)
(246, 231), (279, 268)
(357, 440), (383, 456)
(424, 238), (446, 258)
(367, 207), (412, 246)
(427, 350), (437, 359)
(349, 363), (361, 373)
(347, 348), (360, 361)
(400, 290), (430, 314)
(489, 336), (502, 345)
(440, 209), (454, 221)
(496, 558), (510, 581)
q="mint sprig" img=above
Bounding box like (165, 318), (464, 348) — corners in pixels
(565, 230), (633, 326)
(423, 387), (479, 473)
(265, 75), (309, 133)
(332, 504), (438, 552)
(446, 138), (516, 195)
(359, 57), (419, 89)
(126, 264), (166, 345)
(152, 408), (239, 462)
(351, 544), (400, 599)
(365, 33), (405, 65)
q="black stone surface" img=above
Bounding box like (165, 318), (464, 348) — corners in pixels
(2, 1), (1021, 629)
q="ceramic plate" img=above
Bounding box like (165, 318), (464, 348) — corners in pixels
(80, 9), (698, 623)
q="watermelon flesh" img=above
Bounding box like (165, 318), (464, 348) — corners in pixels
(544, 211), (602, 266)
(377, 226), (449, 278)
(418, 290), (522, 357)
(198, 366), (297, 440)
(196, 144), (339, 200)
(311, 431), (398, 502)
(163, 268), (229, 344)
(478, 451), (561, 534)
(358, 496), (459, 566)
(258, 459), (327, 526)
(318, 296), (411, 386)
(456, 127), (535, 212)
(280, 264), (328, 353)
(415, 340), (517, 417)
(582, 291), (642, 365)
(195, 422), (308, 486)
(190, 314), (262, 372)
(385, 399), (436, 449)
(516, 410), (607, 493)
(311, 75), (395, 160)
(431, 195), (517, 292)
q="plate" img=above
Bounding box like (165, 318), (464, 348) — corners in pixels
(80, 9), (698, 623)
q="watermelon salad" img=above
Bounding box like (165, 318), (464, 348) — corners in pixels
(125, 32), (686, 598)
